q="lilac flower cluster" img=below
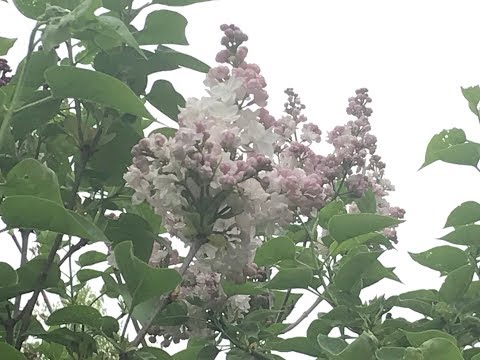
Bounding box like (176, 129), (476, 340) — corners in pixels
(0, 59), (12, 87)
(124, 24), (405, 340)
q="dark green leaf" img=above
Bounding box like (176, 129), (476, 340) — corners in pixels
(1, 196), (109, 242)
(269, 337), (319, 357)
(335, 332), (377, 360)
(45, 66), (153, 119)
(445, 201), (480, 228)
(88, 119), (142, 186)
(375, 347), (406, 360)
(330, 232), (387, 257)
(410, 246), (468, 275)
(434, 142), (480, 167)
(419, 338), (462, 360)
(0, 262), (17, 287)
(105, 213), (157, 263)
(316, 334), (347, 355)
(156, 45), (210, 73)
(264, 267), (312, 290)
(41, 0), (102, 51)
(152, 0), (211, 5)
(221, 280), (267, 297)
(97, 15), (146, 59)
(0, 257), (60, 301)
(114, 241), (181, 307)
(317, 199), (345, 228)
(0, 343), (26, 359)
(403, 329), (456, 347)
(355, 188), (377, 213)
(78, 250), (107, 267)
(254, 236), (296, 267)
(439, 264), (474, 303)
(137, 347), (171, 359)
(2, 158), (63, 204)
(441, 224), (480, 246)
(462, 86), (480, 117)
(334, 250), (382, 291)
(328, 214), (402, 243)
(47, 305), (103, 329)
(0, 37), (16, 56)
(77, 269), (103, 282)
(421, 128), (468, 168)
(11, 91), (61, 139)
(135, 10), (188, 45)
(147, 79), (185, 121)
(101, 316), (119, 338)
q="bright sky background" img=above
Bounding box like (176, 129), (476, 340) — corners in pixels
(2, 0), (480, 359)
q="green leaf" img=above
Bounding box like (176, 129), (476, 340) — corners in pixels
(333, 250), (382, 291)
(0, 37), (16, 56)
(221, 280), (267, 297)
(2, 158), (63, 204)
(47, 305), (103, 329)
(264, 266), (313, 290)
(147, 79), (185, 121)
(0, 257), (60, 301)
(441, 224), (480, 246)
(77, 269), (103, 282)
(96, 16), (146, 59)
(316, 334), (347, 355)
(355, 188), (377, 213)
(269, 337), (319, 357)
(78, 251), (107, 267)
(409, 246), (468, 274)
(11, 91), (62, 139)
(361, 260), (401, 288)
(434, 141), (480, 167)
(156, 45), (210, 73)
(12, 0), (49, 19)
(0, 343), (27, 360)
(152, 0), (211, 5)
(335, 332), (377, 360)
(12, 51), (57, 97)
(419, 338), (462, 360)
(136, 10), (188, 45)
(328, 214), (402, 243)
(0, 262), (17, 287)
(375, 347), (406, 360)
(105, 213), (157, 263)
(403, 329), (456, 347)
(317, 199), (346, 228)
(330, 232), (387, 257)
(88, 119), (142, 186)
(172, 345), (218, 360)
(45, 66), (153, 119)
(114, 241), (181, 307)
(1, 196), (109, 242)
(254, 236), (296, 267)
(439, 264), (474, 303)
(137, 347), (171, 359)
(226, 349), (255, 360)
(462, 86), (480, 117)
(421, 128), (469, 168)
(41, 0), (102, 51)
(101, 316), (119, 338)
(445, 201), (480, 228)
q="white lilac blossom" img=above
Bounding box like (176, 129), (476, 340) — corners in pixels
(124, 24), (405, 344)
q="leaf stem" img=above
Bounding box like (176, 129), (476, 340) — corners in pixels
(282, 296), (323, 333)
(0, 22), (42, 149)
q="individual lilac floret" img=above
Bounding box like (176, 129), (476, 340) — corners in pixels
(0, 59), (12, 87)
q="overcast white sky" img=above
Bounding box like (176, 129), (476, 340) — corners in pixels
(2, 0), (480, 358)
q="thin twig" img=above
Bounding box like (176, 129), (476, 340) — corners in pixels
(130, 239), (204, 347)
(59, 238), (88, 266)
(41, 291), (54, 314)
(282, 296), (323, 333)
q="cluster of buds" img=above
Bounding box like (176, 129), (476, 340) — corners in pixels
(0, 59), (12, 87)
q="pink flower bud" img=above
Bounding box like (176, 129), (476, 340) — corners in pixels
(215, 50), (230, 63)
